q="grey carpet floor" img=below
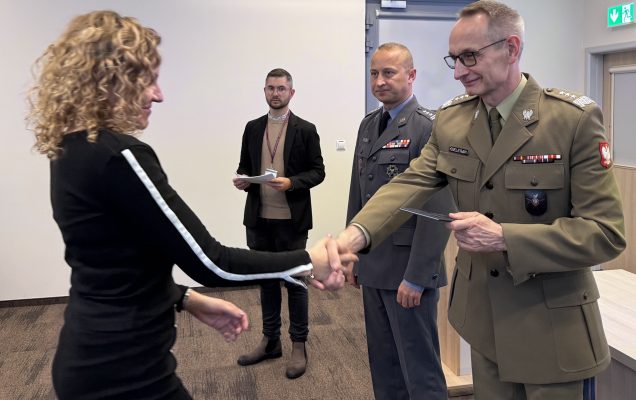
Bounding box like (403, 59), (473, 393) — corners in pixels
(0, 285), (471, 399)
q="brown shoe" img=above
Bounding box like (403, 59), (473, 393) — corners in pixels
(237, 336), (282, 366)
(285, 341), (307, 379)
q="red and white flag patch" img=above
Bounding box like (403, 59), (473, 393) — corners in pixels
(599, 141), (612, 169)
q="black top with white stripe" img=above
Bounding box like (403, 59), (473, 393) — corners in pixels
(50, 130), (312, 399)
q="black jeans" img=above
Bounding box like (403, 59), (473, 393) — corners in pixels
(246, 218), (309, 342)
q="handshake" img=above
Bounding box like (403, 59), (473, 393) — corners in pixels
(303, 226), (366, 291)
(192, 226), (366, 342)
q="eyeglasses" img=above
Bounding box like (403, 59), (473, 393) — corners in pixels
(443, 38), (508, 69)
(265, 86), (290, 94)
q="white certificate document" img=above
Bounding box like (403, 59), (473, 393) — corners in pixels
(235, 168), (277, 184)
(399, 207), (453, 222)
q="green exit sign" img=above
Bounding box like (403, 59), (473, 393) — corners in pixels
(608, 3), (635, 27)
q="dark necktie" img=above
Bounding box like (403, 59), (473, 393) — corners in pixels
(378, 111), (391, 136)
(489, 107), (502, 144)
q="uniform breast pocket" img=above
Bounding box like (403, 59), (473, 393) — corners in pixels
(436, 151), (480, 209)
(377, 149), (410, 181)
(505, 163), (564, 219)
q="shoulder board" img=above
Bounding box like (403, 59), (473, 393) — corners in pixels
(416, 106), (436, 121)
(364, 107), (382, 119)
(544, 88), (596, 109)
(440, 93), (478, 109)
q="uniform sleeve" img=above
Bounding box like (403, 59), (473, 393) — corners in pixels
(104, 144), (312, 288)
(403, 187), (454, 287)
(503, 105), (626, 284)
(402, 117), (453, 287)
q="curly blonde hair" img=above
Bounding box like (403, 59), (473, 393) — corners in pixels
(27, 10), (161, 158)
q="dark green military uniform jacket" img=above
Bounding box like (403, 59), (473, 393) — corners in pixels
(351, 74), (626, 384)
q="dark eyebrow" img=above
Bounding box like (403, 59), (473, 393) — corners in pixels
(448, 47), (476, 56)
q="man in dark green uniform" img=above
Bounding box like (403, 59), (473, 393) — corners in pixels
(337, 1), (626, 399)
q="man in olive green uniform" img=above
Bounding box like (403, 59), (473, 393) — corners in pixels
(337, 1), (626, 399)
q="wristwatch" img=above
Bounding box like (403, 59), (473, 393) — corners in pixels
(176, 287), (192, 312)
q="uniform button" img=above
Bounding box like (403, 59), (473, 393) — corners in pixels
(174, 323), (178, 328)
(451, 168), (457, 173)
(432, 274), (439, 280)
(390, 155), (396, 161)
(531, 178), (538, 186)
(583, 291), (589, 300)
(368, 174), (373, 180)
(485, 181), (494, 190)
(485, 212), (494, 219)
(372, 156), (377, 161)
(490, 269), (499, 277)
(365, 193), (371, 199)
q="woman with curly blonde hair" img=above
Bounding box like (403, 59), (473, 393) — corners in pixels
(27, 10), (350, 400)
(28, 10), (160, 159)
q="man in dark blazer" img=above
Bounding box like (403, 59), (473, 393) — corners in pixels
(233, 68), (325, 379)
(347, 42), (454, 400)
(337, 2), (625, 399)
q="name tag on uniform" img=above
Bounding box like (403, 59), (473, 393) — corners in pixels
(449, 146), (469, 156)
(382, 139), (410, 149)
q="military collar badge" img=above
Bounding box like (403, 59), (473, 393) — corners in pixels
(599, 141), (612, 169)
(474, 109), (480, 120)
(522, 109), (534, 121)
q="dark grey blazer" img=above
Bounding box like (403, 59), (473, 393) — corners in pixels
(237, 112), (325, 233)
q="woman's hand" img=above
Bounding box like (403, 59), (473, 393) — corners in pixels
(184, 290), (249, 342)
(307, 235), (358, 291)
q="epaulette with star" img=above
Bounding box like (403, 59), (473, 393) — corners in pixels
(440, 93), (478, 109)
(544, 88), (596, 109)
(416, 106), (437, 121)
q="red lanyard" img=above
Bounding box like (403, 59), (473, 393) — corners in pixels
(265, 114), (289, 166)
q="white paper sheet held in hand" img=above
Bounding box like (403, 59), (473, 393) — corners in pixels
(235, 168), (277, 184)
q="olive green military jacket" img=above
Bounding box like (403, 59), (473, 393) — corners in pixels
(351, 74), (626, 384)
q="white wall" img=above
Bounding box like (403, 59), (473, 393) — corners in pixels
(0, 0), (365, 300)
(505, 0), (584, 92)
(1, 0), (631, 301)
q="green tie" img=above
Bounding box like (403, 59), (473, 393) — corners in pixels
(489, 107), (502, 144)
